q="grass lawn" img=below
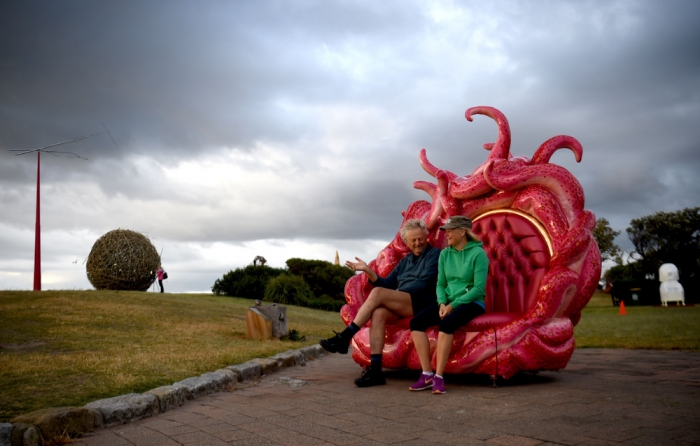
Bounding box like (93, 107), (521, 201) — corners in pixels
(0, 290), (342, 422)
(575, 291), (700, 350)
(1, 289), (699, 422)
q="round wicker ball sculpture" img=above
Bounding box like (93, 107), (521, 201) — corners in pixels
(86, 229), (161, 291)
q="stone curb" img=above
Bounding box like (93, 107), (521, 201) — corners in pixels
(3, 345), (325, 446)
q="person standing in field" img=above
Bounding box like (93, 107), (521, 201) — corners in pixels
(156, 266), (165, 293)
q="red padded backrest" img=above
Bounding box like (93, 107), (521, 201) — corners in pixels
(472, 211), (551, 314)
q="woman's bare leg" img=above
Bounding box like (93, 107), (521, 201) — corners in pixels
(435, 332), (454, 377)
(411, 331), (433, 373)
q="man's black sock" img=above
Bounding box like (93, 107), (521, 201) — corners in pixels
(370, 354), (383, 372)
(340, 322), (361, 342)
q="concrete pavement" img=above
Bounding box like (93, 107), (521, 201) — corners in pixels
(75, 349), (700, 445)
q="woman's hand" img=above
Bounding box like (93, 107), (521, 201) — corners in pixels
(439, 303), (453, 319)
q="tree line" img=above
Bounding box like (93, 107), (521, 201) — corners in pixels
(212, 258), (355, 311)
(594, 207), (699, 304)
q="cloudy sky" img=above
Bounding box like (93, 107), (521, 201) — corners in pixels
(1, 0), (698, 292)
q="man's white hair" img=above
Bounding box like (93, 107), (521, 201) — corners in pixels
(400, 219), (428, 243)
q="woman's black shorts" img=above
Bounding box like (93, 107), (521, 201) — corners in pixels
(410, 301), (485, 335)
(408, 290), (437, 315)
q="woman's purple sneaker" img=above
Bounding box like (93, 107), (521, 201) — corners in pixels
(409, 373), (434, 391)
(432, 375), (446, 394)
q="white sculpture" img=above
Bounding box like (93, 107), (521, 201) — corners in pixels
(659, 263), (685, 306)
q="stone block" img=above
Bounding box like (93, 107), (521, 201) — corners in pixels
(10, 422), (29, 446)
(299, 344), (325, 360)
(10, 407), (94, 440)
(174, 369), (233, 399)
(251, 358), (280, 376)
(246, 305), (288, 339)
(22, 427), (38, 446)
(0, 423), (12, 446)
(84, 393), (159, 427)
(89, 408), (104, 429)
(214, 367), (238, 385)
(271, 349), (305, 368)
(226, 361), (262, 382)
(145, 385), (192, 412)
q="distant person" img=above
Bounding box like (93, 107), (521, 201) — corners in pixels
(319, 219), (440, 387)
(156, 266), (165, 293)
(409, 215), (488, 394)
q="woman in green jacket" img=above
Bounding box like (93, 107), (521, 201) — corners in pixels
(409, 215), (489, 394)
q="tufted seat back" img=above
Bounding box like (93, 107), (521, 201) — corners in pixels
(470, 210), (551, 323)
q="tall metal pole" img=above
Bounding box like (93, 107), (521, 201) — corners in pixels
(9, 127), (113, 291)
(34, 151), (41, 291)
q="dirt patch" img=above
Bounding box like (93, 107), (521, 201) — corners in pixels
(0, 341), (46, 352)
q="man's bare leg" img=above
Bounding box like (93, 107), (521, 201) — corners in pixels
(352, 287), (413, 328)
(354, 306), (402, 387)
(369, 308), (400, 355)
(320, 287), (413, 354)
(320, 288), (413, 388)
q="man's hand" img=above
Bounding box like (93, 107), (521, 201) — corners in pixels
(345, 257), (368, 272)
(439, 303), (453, 319)
(345, 256), (378, 282)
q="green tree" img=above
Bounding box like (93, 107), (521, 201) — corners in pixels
(593, 218), (622, 264)
(627, 207), (699, 278)
(264, 274), (315, 305)
(285, 258), (355, 302)
(626, 207), (700, 299)
(212, 265), (285, 298)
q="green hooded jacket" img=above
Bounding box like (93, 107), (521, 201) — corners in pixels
(436, 240), (489, 309)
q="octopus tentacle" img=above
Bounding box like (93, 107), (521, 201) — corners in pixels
(460, 190), (518, 219)
(512, 186), (569, 249)
(483, 162), (585, 224)
(448, 173), (492, 199)
(465, 106), (511, 160)
(531, 135), (583, 165)
(413, 180), (436, 197)
(419, 149), (457, 181)
(568, 241), (602, 317)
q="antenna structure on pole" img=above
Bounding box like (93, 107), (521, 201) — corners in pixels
(8, 124), (117, 290)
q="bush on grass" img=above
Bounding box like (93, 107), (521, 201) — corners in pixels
(212, 258), (355, 311)
(285, 258), (355, 302)
(212, 265), (285, 298)
(264, 274), (314, 305)
(264, 275), (345, 311)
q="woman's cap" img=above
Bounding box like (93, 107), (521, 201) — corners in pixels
(439, 215), (473, 230)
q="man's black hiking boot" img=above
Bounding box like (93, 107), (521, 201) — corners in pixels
(319, 331), (350, 354)
(354, 367), (386, 387)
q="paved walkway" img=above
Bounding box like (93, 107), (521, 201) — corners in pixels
(76, 349), (700, 445)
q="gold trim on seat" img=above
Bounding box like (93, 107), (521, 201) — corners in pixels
(473, 209), (553, 256)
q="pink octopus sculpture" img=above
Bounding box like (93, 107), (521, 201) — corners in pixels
(341, 106), (601, 379)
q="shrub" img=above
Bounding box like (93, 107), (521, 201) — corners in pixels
(212, 265), (285, 298)
(302, 296), (345, 312)
(285, 258), (355, 302)
(264, 274), (314, 305)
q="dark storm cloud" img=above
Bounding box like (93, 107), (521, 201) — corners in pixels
(0, 1), (425, 157)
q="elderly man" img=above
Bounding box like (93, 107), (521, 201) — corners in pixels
(320, 219), (440, 387)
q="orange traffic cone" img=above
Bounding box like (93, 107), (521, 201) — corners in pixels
(619, 301), (627, 315)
